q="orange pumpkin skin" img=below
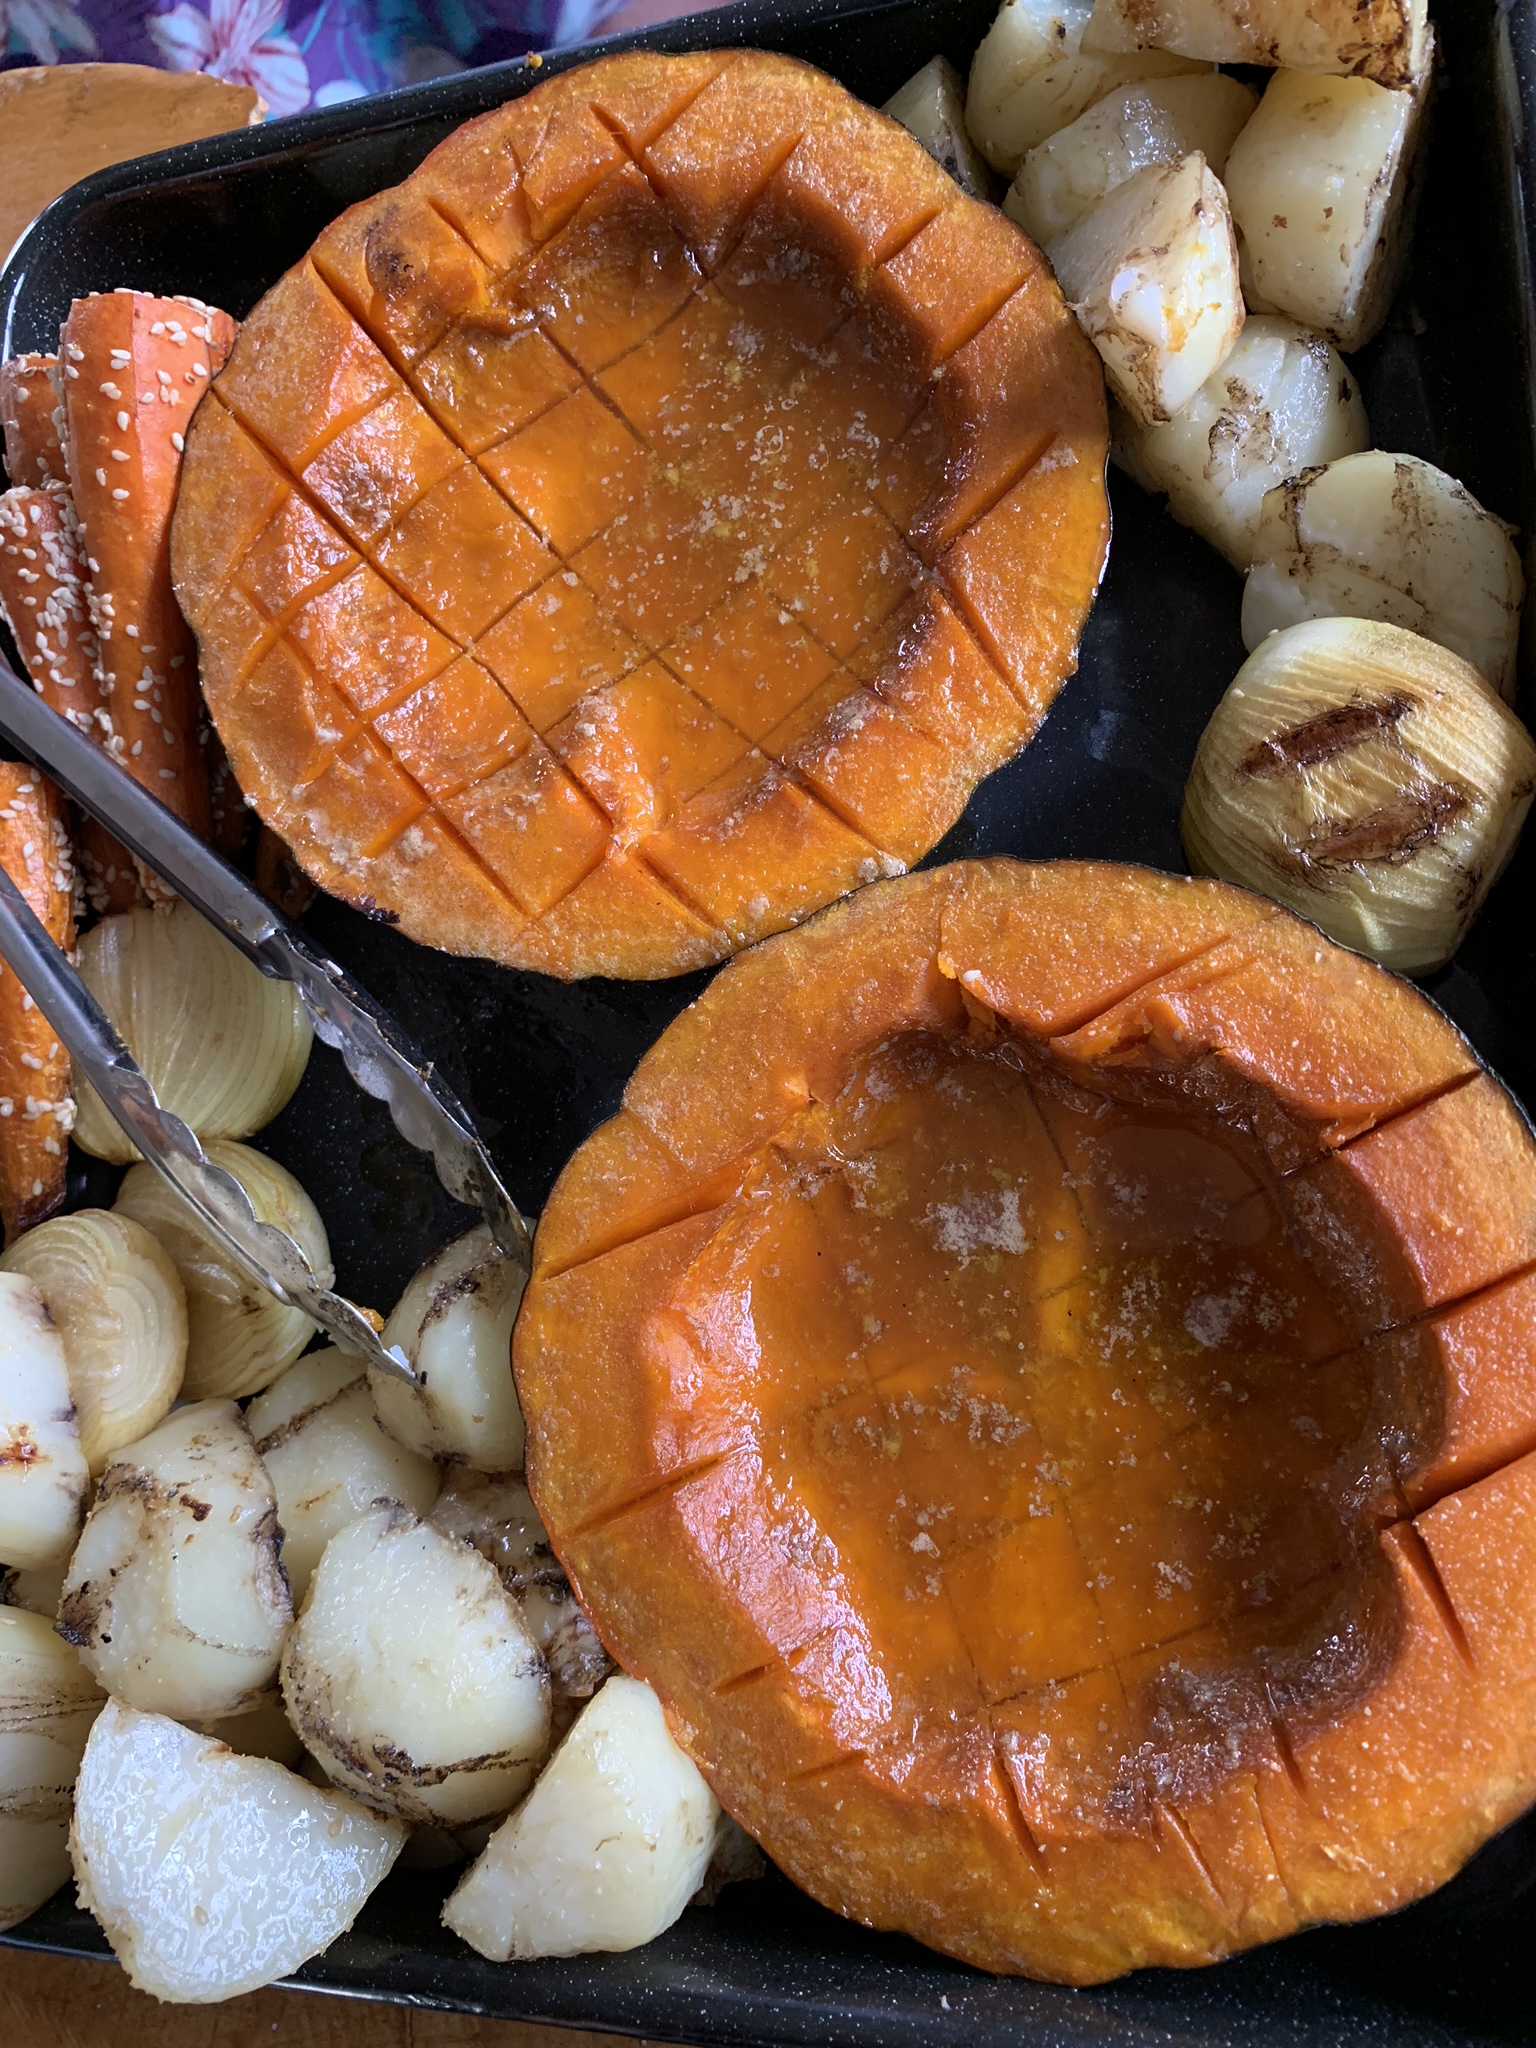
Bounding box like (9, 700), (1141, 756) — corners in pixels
(515, 859), (1536, 1982)
(170, 52), (1108, 981)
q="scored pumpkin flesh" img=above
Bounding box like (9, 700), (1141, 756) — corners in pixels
(170, 51), (1108, 981)
(516, 859), (1536, 1982)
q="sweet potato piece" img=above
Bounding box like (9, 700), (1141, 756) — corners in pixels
(0, 767), (74, 1240)
(62, 292), (234, 837)
(517, 859), (1536, 1981)
(173, 53), (1108, 980)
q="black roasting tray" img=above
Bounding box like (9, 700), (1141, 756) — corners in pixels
(4, 0), (1536, 2038)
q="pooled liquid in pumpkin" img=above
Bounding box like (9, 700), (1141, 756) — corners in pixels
(695, 1031), (1406, 1832)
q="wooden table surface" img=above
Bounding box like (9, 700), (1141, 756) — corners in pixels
(0, 1947), (662, 2048)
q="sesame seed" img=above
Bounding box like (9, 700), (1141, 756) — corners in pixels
(171, 433), (184, 453)
(94, 468), (106, 486)
(192, 362), (208, 379)
(115, 410), (129, 430)
(63, 364), (78, 379)
(65, 343), (83, 362)
(158, 769), (175, 780)
(150, 322), (165, 335)
(156, 369), (171, 385)
(111, 488), (129, 500)
(99, 381), (121, 399)
(110, 449), (129, 462)
(131, 740), (142, 756)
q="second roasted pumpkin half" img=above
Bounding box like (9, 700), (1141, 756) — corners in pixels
(516, 858), (1536, 1981)
(170, 50), (1108, 980)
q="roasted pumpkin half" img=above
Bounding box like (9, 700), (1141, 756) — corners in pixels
(170, 51), (1108, 981)
(516, 858), (1536, 1981)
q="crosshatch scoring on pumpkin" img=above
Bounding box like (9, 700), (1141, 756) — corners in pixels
(172, 50), (1111, 979)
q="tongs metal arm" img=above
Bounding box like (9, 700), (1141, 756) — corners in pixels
(0, 655), (528, 1269)
(0, 859), (416, 1381)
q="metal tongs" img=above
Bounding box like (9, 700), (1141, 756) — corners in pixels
(0, 655), (530, 1386)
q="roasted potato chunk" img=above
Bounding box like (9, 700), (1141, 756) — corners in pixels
(1242, 451), (1523, 698)
(1005, 74), (1255, 247)
(1051, 152), (1243, 427)
(1115, 316), (1368, 569)
(1224, 56), (1431, 352)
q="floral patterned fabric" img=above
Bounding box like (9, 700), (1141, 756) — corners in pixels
(0, 0), (624, 116)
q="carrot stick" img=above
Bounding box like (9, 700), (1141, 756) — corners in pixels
(0, 482), (143, 914)
(0, 764), (75, 1241)
(0, 482), (103, 735)
(0, 354), (64, 484)
(61, 292), (235, 840)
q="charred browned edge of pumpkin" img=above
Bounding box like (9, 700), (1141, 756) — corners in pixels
(170, 52), (1109, 979)
(514, 859), (1536, 1980)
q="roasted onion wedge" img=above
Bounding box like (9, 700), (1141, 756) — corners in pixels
(71, 902), (312, 1164)
(1183, 616), (1536, 973)
(0, 1209), (186, 1474)
(115, 1139), (331, 1400)
(1050, 152), (1243, 427)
